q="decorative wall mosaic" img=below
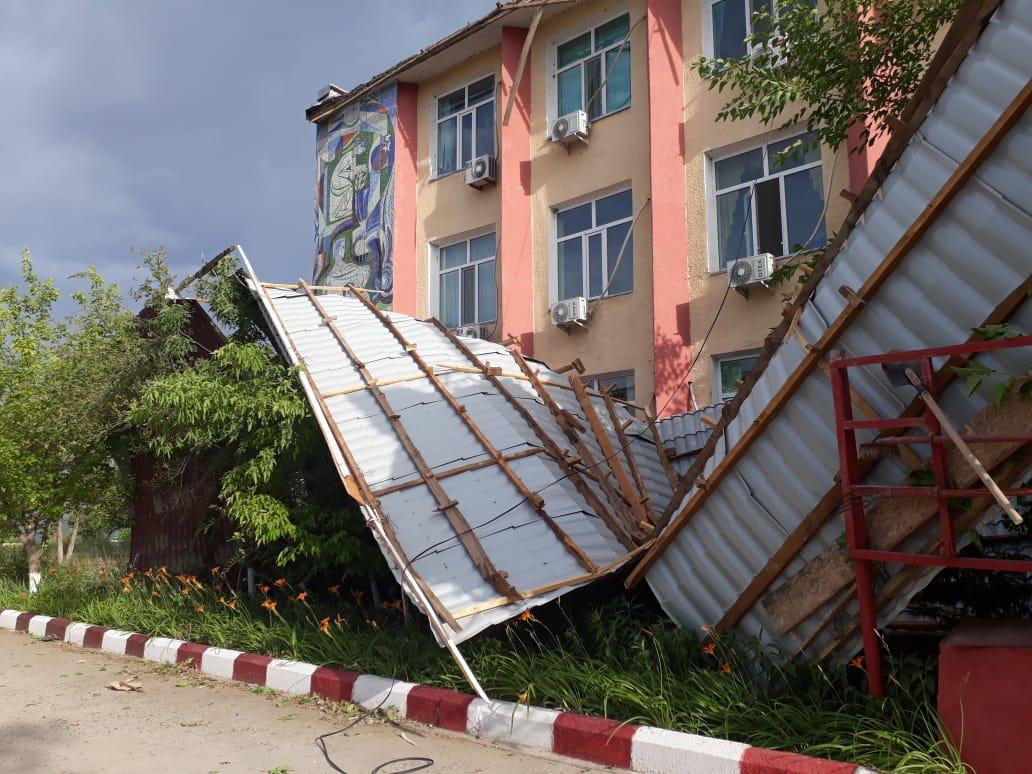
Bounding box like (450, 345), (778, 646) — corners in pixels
(313, 84), (396, 305)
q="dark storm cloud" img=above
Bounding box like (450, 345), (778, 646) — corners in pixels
(0, 0), (493, 297)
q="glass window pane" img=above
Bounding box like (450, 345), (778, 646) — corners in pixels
(605, 221), (633, 295)
(712, 0), (748, 60)
(461, 266), (476, 325)
(750, 0), (774, 41)
(478, 260), (496, 323)
(585, 55), (603, 120)
(599, 373), (634, 402)
(769, 132), (821, 171)
(595, 14), (630, 50)
(436, 117), (458, 175)
(755, 177), (784, 256)
(785, 167), (827, 252)
(715, 148), (763, 189)
(596, 189), (632, 225)
(605, 47), (631, 113)
(557, 66), (583, 115)
(467, 76), (494, 105)
(461, 112), (473, 167)
(557, 203), (592, 237)
(558, 32), (591, 67)
(438, 88), (466, 118)
(441, 242), (467, 269)
(475, 102), (495, 158)
(470, 233), (496, 262)
(716, 188), (755, 268)
(558, 238), (583, 300)
(588, 233), (604, 298)
(440, 271), (460, 328)
(719, 355), (759, 397)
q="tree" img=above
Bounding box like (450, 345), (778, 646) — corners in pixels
(129, 257), (380, 578)
(695, 0), (961, 154)
(0, 251), (187, 585)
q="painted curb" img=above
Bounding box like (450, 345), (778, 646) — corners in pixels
(0, 609), (870, 774)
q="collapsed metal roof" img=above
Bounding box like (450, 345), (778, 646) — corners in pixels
(239, 266), (675, 661)
(634, 0), (1032, 661)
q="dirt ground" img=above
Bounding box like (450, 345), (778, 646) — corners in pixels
(0, 629), (610, 774)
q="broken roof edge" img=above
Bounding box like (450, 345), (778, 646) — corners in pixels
(625, 0), (1006, 586)
(306, 0), (578, 123)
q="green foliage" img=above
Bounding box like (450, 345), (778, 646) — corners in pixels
(950, 324), (1030, 405)
(695, 0), (962, 153)
(130, 260), (377, 576)
(0, 568), (965, 773)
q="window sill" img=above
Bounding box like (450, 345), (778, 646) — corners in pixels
(429, 168), (468, 183)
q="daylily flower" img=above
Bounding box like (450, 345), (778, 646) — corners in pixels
(211, 566), (221, 574)
(261, 599), (277, 613)
(518, 610), (534, 622)
(703, 643), (716, 656)
(319, 617), (331, 634)
(328, 585), (341, 595)
(259, 584), (271, 595)
(195, 605), (205, 613)
(294, 591), (309, 602)
(721, 662), (733, 675)
(274, 578), (286, 588)
(850, 655), (865, 671)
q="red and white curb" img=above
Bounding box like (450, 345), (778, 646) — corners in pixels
(1, 609), (872, 773)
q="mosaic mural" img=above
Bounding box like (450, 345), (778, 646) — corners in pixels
(314, 84), (396, 305)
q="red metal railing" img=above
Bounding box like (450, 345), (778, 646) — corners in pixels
(829, 335), (1032, 698)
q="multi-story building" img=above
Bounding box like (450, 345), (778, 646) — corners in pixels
(305, 0), (881, 415)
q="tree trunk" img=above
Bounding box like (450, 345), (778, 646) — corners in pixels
(56, 520), (65, 564)
(17, 526), (44, 593)
(64, 515), (81, 563)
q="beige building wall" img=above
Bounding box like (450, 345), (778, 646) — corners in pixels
(407, 0), (850, 409)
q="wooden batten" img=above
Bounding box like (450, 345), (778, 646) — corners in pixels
(298, 280), (522, 604)
(372, 448), (546, 497)
(348, 288), (598, 575)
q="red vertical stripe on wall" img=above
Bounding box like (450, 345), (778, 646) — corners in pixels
(499, 25), (535, 356)
(393, 82), (419, 315)
(646, 0), (692, 416)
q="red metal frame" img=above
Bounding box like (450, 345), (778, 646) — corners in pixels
(829, 335), (1032, 698)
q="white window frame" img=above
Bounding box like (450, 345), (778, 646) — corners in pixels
(430, 74), (496, 180)
(549, 9), (632, 132)
(704, 129), (824, 272)
(583, 370), (636, 403)
(702, 0), (781, 59)
(713, 350), (760, 402)
(429, 229), (498, 328)
(551, 187), (634, 304)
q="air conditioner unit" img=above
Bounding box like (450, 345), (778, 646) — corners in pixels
(550, 296), (589, 328)
(453, 324), (488, 339)
(550, 110), (589, 145)
(728, 253), (775, 289)
(465, 154), (496, 189)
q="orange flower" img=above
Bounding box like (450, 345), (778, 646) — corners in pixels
(721, 662), (732, 675)
(518, 610), (534, 622)
(319, 617), (331, 634)
(181, 587), (191, 596)
(295, 591), (309, 602)
(195, 605), (205, 613)
(516, 691), (529, 704)
(227, 600), (237, 610)
(328, 585), (340, 595)
(259, 584), (271, 595)
(850, 655), (865, 671)
(211, 566), (221, 574)
(702, 642), (716, 656)
(158, 566), (168, 576)
(144, 569), (153, 578)
(151, 591), (159, 598)
(274, 578), (286, 588)
(122, 585), (131, 594)
(261, 599), (278, 613)
(47, 567), (57, 575)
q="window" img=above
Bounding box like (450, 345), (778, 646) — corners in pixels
(715, 352), (759, 400)
(435, 76), (495, 177)
(710, 131), (826, 269)
(584, 371), (635, 403)
(708, 0), (812, 59)
(556, 13), (631, 121)
(435, 233), (497, 328)
(555, 189), (633, 301)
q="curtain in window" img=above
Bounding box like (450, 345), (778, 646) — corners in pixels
(439, 271), (460, 327)
(712, 0), (747, 60)
(558, 68), (582, 116)
(437, 118), (457, 175)
(785, 167), (827, 251)
(716, 188), (754, 268)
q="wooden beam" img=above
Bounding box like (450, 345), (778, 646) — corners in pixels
(625, 79), (1032, 589)
(569, 375), (652, 531)
(602, 391), (657, 526)
(258, 283), (459, 631)
(709, 272), (1032, 634)
(502, 7), (543, 127)
(510, 347), (644, 543)
(347, 286), (598, 574)
(298, 281), (522, 603)
(645, 412), (679, 491)
(432, 319), (638, 551)
(371, 448), (546, 496)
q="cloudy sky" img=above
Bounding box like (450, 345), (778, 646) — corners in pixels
(0, 0), (493, 302)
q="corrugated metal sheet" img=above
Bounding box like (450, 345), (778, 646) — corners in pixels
(242, 277), (673, 645)
(645, 0), (1032, 659)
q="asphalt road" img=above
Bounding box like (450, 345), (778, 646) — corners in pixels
(0, 629), (608, 774)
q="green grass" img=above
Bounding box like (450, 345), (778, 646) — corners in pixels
(0, 566), (965, 773)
